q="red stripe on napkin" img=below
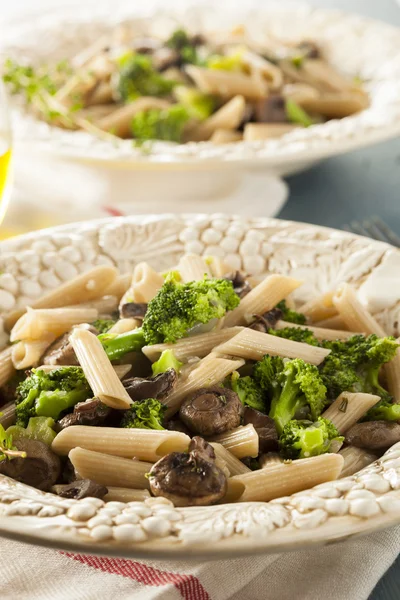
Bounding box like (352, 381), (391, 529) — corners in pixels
(62, 553), (210, 600)
(102, 206), (126, 217)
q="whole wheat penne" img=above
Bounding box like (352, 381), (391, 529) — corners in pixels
(185, 95), (246, 142)
(210, 442), (251, 476)
(120, 262), (164, 309)
(299, 291), (337, 323)
(206, 256), (232, 278)
(142, 327), (244, 362)
(104, 487), (151, 503)
(5, 265), (118, 330)
(112, 364), (132, 380)
(69, 447), (152, 490)
(108, 318), (141, 335)
(52, 426), (190, 462)
(0, 347), (15, 388)
(178, 254), (211, 282)
(243, 123), (299, 141)
(225, 453), (344, 502)
(301, 92), (369, 119)
(185, 66), (267, 100)
(322, 392), (380, 433)
(70, 295), (118, 314)
(105, 273), (132, 300)
(385, 354), (400, 404)
(223, 274), (302, 328)
(314, 315), (349, 330)
(275, 320), (359, 341)
(209, 129), (243, 144)
(98, 97), (170, 137)
(339, 446), (378, 478)
(164, 354), (245, 416)
(0, 402), (16, 428)
(11, 337), (55, 370)
(70, 328), (132, 409)
(208, 424), (259, 459)
(259, 453), (284, 468)
(214, 328), (330, 365)
(10, 307), (98, 342)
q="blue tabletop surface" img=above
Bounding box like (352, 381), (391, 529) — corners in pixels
(277, 1), (400, 598)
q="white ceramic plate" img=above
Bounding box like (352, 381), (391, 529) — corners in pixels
(2, 0), (400, 176)
(0, 214), (400, 559)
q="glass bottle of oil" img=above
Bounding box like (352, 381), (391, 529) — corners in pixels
(0, 82), (12, 228)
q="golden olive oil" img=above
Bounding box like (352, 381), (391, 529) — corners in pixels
(0, 147), (12, 226)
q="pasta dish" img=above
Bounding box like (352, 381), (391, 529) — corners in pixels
(2, 25), (369, 145)
(0, 254), (398, 507)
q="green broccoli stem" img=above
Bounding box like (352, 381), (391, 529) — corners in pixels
(35, 389), (88, 420)
(269, 371), (301, 434)
(364, 366), (388, 398)
(98, 328), (146, 361)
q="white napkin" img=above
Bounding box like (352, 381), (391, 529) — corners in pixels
(1, 526), (399, 600)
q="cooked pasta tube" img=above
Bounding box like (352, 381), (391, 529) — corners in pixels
(339, 446), (378, 478)
(52, 426), (190, 462)
(11, 337), (55, 370)
(108, 318), (141, 335)
(164, 354), (245, 416)
(206, 256), (232, 278)
(0, 347), (15, 388)
(105, 273), (132, 300)
(10, 307), (98, 342)
(209, 129), (243, 144)
(185, 95), (246, 142)
(385, 354), (400, 405)
(97, 97), (171, 138)
(0, 402), (16, 428)
(275, 320), (359, 341)
(214, 328), (330, 365)
(259, 453), (284, 468)
(5, 265), (118, 330)
(112, 364), (132, 380)
(142, 327), (244, 362)
(208, 424), (259, 459)
(225, 453), (344, 503)
(69, 328), (132, 409)
(186, 65), (267, 100)
(322, 392), (380, 434)
(223, 274), (302, 328)
(301, 92), (369, 119)
(299, 291), (337, 323)
(69, 447), (152, 490)
(120, 262), (164, 308)
(243, 123), (299, 141)
(210, 442), (251, 476)
(104, 487), (151, 503)
(70, 295), (118, 314)
(314, 315), (349, 330)
(178, 254), (211, 282)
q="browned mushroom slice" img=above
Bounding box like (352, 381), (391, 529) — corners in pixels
(243, 407), (279, 452)
(41, 323), (99, 366)
(165, 417), (192, 437)
(345, 421), (400, 450)
(0, 439), (61, 491)
(119, 302), (148, 320)
(57, 398), (112, 430)
(254, 94), (288, 123)
(153, 48), (181, 71)
(123, 369), (177, 401)
(148, 437), (227, 506)
(249, 307), (283, 333)
(224, 271), (252, 299)
(180, 386), (244, 437)
(52, 479), (108, 500)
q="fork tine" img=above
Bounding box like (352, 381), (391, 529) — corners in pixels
(361, 219), (389, 244)
(347, 220), (372, 238)
(369, 216), (400, 248)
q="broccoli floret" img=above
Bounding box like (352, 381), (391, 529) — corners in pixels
(0, 424), (26, 462)
(117, 53), (176, 101)
(166, 29), (202, 65)
(7, 416), (56, 447)
(207, 50), (245, 72)
(92, 318), (116, 334)
(98, 328), (146, 361)
(226, 371), (266, 412)
(131, 105), (190, 143)
(152, 350), (183, 376)
(364, 398), (400, 422)
(254, 356), (327, 434)
(174, 86), (216, 120)
(15, 367), (91, 426)
(285, 99), (314, 127)
(279, 417), (344, 459)
(121, 398), (166, 430)
(268, 326), (319, 346)
(142, 275), (240, 345)
(276, 300), (307, 324)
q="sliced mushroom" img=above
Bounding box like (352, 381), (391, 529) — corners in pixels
(124, 369), (177, 401)
(179, 386), (243, 436)
(0, 439), (61, 491)
(345, 421), (400, 450)
(243, 407), (279, 452)
(119, 302), (148, 320)
(224, 271), (252, 299)
(52, 479), (108, 500)
(148, 436), (227, 506)
(131, 37), (161, 54)
(57, 398), (112, 430)
(165, 417), (192, 437)
(254, 94), (288, 123)
(249, 307), (283, 333)
(153, 48), (181, 71)
(41, 323), (99, 366)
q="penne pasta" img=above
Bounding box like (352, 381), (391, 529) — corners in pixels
(0, 402), (16, 428)
(299, 291), (337, 323)
(10, 307), (98, 343)
(339, 446), (378, 478)
(225, 453), (344, 502)
(11, 337), (55, 370)
(322, 392), (380, 434)
(185, 95), (246, 142)
(210, 442), (251, 476)
(205, 256), (232, 278)
(164, 354), (245, 416)
(185, 66), (267, 100)
(208, 424), (259, 459)
(0, 347), (15, 388)
(104, 487), (151, 503)
(70, 328), (132, 409)
(5, 265), (118, 330)
(120, 262), (164, 308)
(275, 320), (360, 341)
(209, 129), (243, 144)
(259, 452), (284, 468)
(69, 295), (119, 315)
(313, 315), (349, 330)
(97, 97), (171, 138)
(108, 318), (141, 335)
(105, 273), (132, 300)
(214, 328), (331, 365)
(69, 447), (152, 489)
(243, 123), (299, 141)
(142, 326), (244, 362)
(385, 353), (400, 405)
(178, 254), (211, 282)
(112, 364), (132, 380)
(223, 274), (303, 328)
(52, 426), (190, 462)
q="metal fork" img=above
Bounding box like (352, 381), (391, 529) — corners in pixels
(343, 216), (400, 247)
